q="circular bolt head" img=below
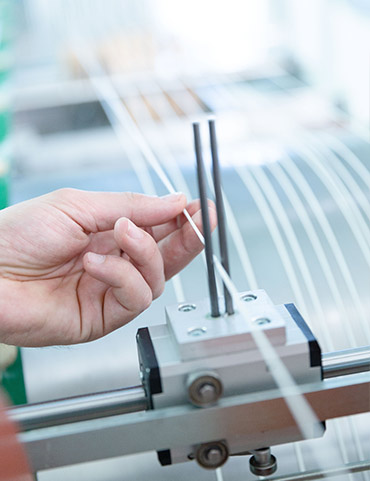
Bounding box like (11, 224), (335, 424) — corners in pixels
(187, 327), (207, 337)
(241, 293), (257, 302)
(178, 303), (196, 312)
(195, 442), (229, 469)
(254, 317), (271, 326)
(187, 372), (223, 407)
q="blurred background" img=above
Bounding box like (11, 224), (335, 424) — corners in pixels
(0, 0), (369, 480)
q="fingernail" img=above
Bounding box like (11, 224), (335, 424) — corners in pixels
(87, 252), (106, 264)
(127, 219), (144, 239)
(161, 192), (184, 202)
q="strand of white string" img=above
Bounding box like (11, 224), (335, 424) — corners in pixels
(211, 76), (367, 478)
(75, 44), (224, 481)
(293, 141), (370, 260)
(73, 46), (354, 477)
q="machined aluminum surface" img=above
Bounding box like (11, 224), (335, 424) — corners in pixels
(166, 290), (286, 361)
(19, 371), (370, 472)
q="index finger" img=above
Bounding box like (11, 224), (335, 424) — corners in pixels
(46, 189), (187, 232)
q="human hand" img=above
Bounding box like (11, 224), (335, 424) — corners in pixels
(0, 189), (215, 346)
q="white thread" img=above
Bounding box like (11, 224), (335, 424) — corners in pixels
(75, 48), (352, 477)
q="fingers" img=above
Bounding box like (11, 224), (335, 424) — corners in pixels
(113, 218), (165, 299)
(159, 199), (217, 280)
(83, 216), (165, 329)
(47, 189), (187, 233)
(83, 252), (153, 327)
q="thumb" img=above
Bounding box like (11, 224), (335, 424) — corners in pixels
(46, 189), (187, 232)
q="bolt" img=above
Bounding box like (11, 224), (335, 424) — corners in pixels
(206, 447), (223, 465)
(178, 303), (196, 312)
(187, 372), (223, 407)
(198, 383), (217, 403)
(254, 317), (271, 326)
(195, 441), (229, 469)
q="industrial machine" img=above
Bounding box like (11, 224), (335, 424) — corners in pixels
(9, 121), (370, 479)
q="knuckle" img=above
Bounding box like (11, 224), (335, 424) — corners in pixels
(53, 187), (79, 201)
(124, 191), (136, 203)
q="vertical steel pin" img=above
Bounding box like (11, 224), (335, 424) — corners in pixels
(209, 119), (234, 315)
(193, 122), (220, 318)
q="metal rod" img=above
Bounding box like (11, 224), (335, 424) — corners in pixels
(9, 385), (147, 431)
(209, 119), (234, 315)
(10, 346), (369, 433)
(265, 459), (370, 481)
(193, 122), (220, 317)
(322, 346), (370, 379)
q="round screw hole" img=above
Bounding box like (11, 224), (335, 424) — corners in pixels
(188, 327), (207, 337)
(178, 303), (196, 312)
(241, 294), (257, 302)
(254, 317), (271, 326)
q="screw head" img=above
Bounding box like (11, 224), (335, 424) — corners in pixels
(187, 326), (207, 337)
(187, 372), (223, 407)
(198, 383), (217, 404)
(195, 441), (229, 469)
(206, 448), (223, 465)
(178, 303), (196, 312)
(254, 317), (271, 326)
(241, 293), (257, 302)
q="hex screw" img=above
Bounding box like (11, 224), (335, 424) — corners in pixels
(195, 441), (229, 469)
(178, 303), (196, 312)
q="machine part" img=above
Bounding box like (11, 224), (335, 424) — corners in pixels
(285, 303), (321, 368)
(10, 344), (369, 433)
(195, 441), (229, 469)
(166, 290), (286, 362)
(136, 327), (162, 408)
(322, 346), (370, 378)
(178, 303), (196, 312)
(148, 295), (319, 466)
(9, 385), (147, 431)
(209, 118), (234, 315)
(265, 459), (370, 481)
(249, 447), (277, 477)
(187, 371), (223, 407)
(241, 293), (257, 302)
(193, 121), (220, 318)
(17, 369), (369, 471)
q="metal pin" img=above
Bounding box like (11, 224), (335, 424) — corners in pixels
(193, 122), (220, 318)
(209, 119), (234, 315)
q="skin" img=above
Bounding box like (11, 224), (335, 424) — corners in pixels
(0, 394), (32, 481)
(0, 188), (216, 347)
